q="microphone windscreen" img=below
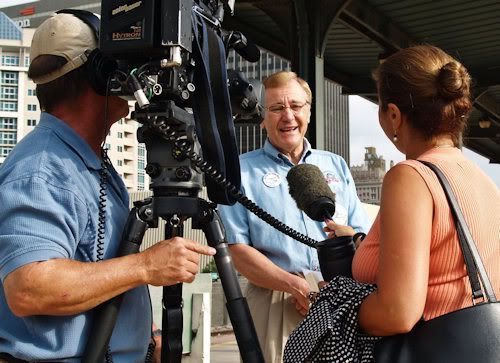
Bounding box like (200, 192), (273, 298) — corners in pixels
(287, 164), (336, 221)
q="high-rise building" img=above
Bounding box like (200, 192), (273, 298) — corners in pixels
(0, 13), (35, 165)
(351, 146), (393, 205)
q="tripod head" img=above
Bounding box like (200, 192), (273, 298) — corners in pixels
(99, 0), (262, 204)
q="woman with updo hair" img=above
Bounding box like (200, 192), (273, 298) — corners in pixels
(326, 45), (499, 336)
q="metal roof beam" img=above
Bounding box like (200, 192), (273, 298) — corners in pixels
(464, 140), (500, 164)
(339, 0), (415, 53)
(472, 69), (500, 89)
(474, 93), (500, 124)
(222, 12), (289, 59)
(321, 62), (376, 96)
(465, 126), (500, 139)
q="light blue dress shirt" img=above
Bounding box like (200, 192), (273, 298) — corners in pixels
(218, 138), (370, 273)
(0, 113), (151, 362)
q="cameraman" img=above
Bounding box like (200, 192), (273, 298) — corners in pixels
(0, 12), (215, 362)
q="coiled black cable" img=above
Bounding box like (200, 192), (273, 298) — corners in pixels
(96, 148), (110, 262)
(150, 120), (318, 248)
(144, 338), (156, 363)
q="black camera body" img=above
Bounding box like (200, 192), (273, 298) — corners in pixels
(100, 0), (194, 58)
(99, 0), (197, 106)
(98, 0), (255, 204)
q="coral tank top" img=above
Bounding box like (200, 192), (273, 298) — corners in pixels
(353, 147), (500, 320)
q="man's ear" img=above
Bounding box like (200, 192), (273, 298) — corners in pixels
(387, 103), (403, 133)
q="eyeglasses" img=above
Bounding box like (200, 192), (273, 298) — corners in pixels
(266, 102), (310, 115)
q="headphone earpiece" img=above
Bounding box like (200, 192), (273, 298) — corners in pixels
(56, 9), (115, 96)
(84, 49), (117, 96)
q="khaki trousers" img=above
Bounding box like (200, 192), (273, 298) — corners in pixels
(245, 283), (304, 363)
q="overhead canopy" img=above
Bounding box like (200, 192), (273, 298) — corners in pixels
(223, 0), (500, 163)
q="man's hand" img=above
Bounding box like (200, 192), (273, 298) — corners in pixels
(151, 324), (162, 363)
(141, 237), (216, 286)
(289, 274), (311, 316)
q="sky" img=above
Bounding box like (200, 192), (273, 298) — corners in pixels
(349, 96), (500, 188)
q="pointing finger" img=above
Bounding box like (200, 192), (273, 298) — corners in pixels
(185, 241), (216, 256)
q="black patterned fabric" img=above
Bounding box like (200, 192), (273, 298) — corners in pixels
(284, 276), (380, 362)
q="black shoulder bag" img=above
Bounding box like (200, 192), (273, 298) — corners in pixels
(374, 160), (500, 363)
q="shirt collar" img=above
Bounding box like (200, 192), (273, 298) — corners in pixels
(263, 138), (312, 165)
(38, 112), (102, 170)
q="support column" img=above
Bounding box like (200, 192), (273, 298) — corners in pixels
(290, 0), (322, 149)
(290, 0), (348, 151)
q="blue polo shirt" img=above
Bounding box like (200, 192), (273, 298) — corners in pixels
(0, 113), (151, 362)
(218, 139), (370, 273)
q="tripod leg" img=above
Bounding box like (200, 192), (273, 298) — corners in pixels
(83, 205), (149, 363)
(161, 221), (184, 363)
(201, 208), (264, 363)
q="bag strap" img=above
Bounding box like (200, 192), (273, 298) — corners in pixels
(191, 11), (241, 205)
(418, 160), (497, 303)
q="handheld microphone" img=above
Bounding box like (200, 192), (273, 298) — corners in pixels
(286, 164), (355, 280)
(286, 164), (336, 221)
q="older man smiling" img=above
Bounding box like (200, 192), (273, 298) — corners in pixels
(218, 71), (370, 362)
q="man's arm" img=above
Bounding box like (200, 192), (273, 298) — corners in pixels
(3, 237), (215, 317)
(229, 243), (311, 315)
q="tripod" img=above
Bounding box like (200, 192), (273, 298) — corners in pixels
(155, 195), (263, 362)
(83, 103), (263, 363)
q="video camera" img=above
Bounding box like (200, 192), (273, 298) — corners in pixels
(99, 0), (262, 204)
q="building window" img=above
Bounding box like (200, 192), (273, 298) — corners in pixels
(117, 145), (123, 152)
(0, 131), (17, 144)
(0, 146), (12, 157)
(1, 55), (20, 66)
(1, 71), (18, 84)
(1, 86), (18, 99)
(0, 117), (17, 129)
(27, 89), (36, 96)
(27, 104), (37, 111)
(27, 119), (37, 126)
(117, 160), (123, 166)
(24, 56), (30, 67)
(117, 132), (123, 138)
(0, 102), (17, 112)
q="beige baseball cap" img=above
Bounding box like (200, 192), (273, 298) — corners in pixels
(30, 12), (97, 84)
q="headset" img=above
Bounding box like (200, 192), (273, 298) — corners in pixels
(55, 9), (116, 96)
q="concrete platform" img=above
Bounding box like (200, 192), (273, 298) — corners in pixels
(211, 332), (239, 363)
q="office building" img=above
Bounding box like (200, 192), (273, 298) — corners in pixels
(0, 13), (36, 165)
